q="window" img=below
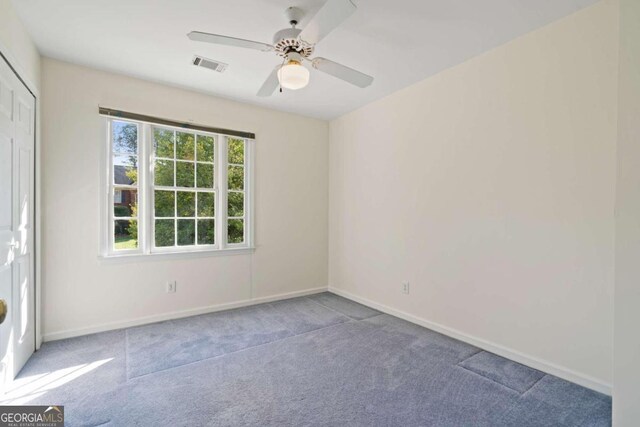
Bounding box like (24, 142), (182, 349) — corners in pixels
(104, 118), (254, 257)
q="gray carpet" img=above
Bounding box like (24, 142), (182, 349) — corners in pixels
(1, 292), (611, 426)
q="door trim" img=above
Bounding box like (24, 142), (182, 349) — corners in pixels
(0, 43), (41, 351)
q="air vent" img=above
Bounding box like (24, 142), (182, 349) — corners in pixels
(192, 55), (228, 73)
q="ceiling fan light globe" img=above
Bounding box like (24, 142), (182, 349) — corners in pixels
(277, 63), (310, 90)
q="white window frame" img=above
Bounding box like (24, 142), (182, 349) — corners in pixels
(101, 118), (255, 260)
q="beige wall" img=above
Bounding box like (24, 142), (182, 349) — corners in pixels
(41, 58), (328, 338)
(613, 0), (640, 423)
(329, 0), (617, 392)
(0, 0), (40, 89)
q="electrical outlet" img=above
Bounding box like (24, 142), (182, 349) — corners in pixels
(402, 281), (410, 294)
(166, 281), (177, 293)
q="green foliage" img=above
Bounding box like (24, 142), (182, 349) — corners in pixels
(177, 192), (195, 217)
(127, 204), (138, 243)
(196, 163), (214, 188)
(198, 219), (215, 244)
(228, 166), (244, 190)
(155, 219), (175, 247)
(197, 135), (214, 162)
(176, 162), (195, 187)
(155, 160), (174, 186)
(154, 128), (174, 158)
(114, 215), (138, 251)
(113, 121), (139, 185)
(228, 192), (244, 217)
(228, 219), (244, 244)
(114, 220), (128, 235)
(113, 121), (138, 154)
(155, 190), (175, 217)
(149, 130), (244, 247)
(177, 132), (195, 160)
(178, 219), (195, 245)
(114, 205), (131, 217)
(197, 192), (215, 217)
(114, 235), (137, 250)
(125, 166), (138, 185)
(228, 138), (244, 164)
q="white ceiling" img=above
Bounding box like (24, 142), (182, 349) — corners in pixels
(13, 0), (599, 120)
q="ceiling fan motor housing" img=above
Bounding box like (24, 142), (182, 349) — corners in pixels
(272, 27), (314, 58)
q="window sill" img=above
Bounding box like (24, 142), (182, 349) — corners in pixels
(98, 246), (255, 264)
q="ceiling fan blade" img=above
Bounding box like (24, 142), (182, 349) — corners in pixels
(298, 0), (356, 45)
(188, 31), (273, 52)
(311, 57), (373, 88)
(257, 66), (281, 97)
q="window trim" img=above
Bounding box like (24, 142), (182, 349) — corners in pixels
(101, 117), (255, 259)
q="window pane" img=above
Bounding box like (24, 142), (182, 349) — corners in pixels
(228, 138), (244, 164)
(155, 219), (175, 247)
(176, 132), (195, 160)
(176, 162), (195, 187)
(228, 166), (244, 190)
(114, 188), (138, 217)
(197, 219), (215, 245)
(155, 159), (174, 186)
(177, 219), (195, 245)
(114, 154), (138, 185)
(114, 219), (138, 250)
(155, 190), (175, 217)
(177, 191), (195, 217)
(228, 191), (244, 217)
(228, 219), (244, 244)
(197, 192), (215, 217)
(154, 128), (174, 158)
(196, 163), (214, 188)
(197, 135), (214, 162)
(113, 121), (137, 154)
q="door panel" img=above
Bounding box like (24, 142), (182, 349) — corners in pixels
(0, 267), (12, 386)
(17, 97), (31, 135)
(0, 134), (11, 236)
(13, 145), (34, 372)
(15, 257), (30, 343)
(0, 74), (13, 123)
(18, 147), (31, 252)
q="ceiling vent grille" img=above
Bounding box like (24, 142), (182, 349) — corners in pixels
(192, 55), (228, 73)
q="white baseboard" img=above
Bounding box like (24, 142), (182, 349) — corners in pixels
(43, 286), (328, 342)
(328, 287), (612, 396)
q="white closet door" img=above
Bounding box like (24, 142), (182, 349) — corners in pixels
(0, 55), (36, 388)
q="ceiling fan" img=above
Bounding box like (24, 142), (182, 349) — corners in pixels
(187, 0), (373, 97)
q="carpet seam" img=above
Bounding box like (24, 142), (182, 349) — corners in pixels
(127, 318), (358, 381)
(304, 295), (380, 320)
(455, 364), (527, 395)
(521, 374), (546, 396)
(87, 420), (112, 427)
(456, 348), (484, 365)
(267, 298), (350, 325)
(457, 350), (545, 397)
(302, 295), (358, 319)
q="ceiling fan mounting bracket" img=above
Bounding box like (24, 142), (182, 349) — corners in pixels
(285, 7), (304, 28)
